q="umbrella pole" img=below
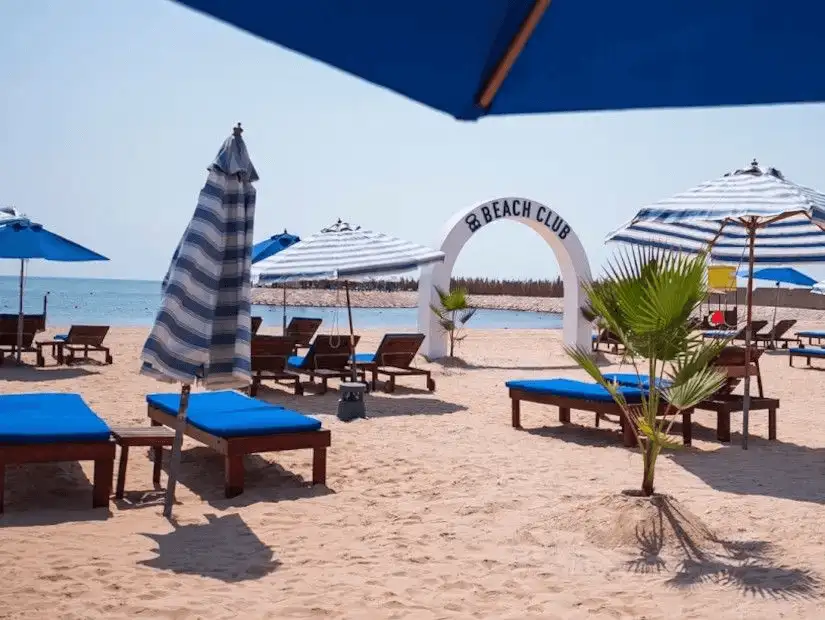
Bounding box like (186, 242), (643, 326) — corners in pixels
(344, 281), (358, 382)
(163, 383), (191, 519)
(16, 259), (24, 363)
(282, 284), (287, 332)
(772, 283), (780, 348)
(742, 223), (756, 450)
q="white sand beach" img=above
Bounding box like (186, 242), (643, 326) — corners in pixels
(1, 323), (824, 619)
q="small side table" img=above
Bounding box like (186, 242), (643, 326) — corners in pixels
(111, 427), (176, 499)
(337, 381), (367, 421)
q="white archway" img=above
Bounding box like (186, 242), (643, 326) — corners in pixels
(417, 197), (593, 358)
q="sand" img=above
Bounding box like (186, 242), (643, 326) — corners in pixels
(2, 324), (825, 619)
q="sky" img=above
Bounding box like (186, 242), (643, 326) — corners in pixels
(2, 1), (825, 284)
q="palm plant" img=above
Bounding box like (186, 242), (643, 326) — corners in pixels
(567, 247), (729, 496)
(430, 286), (477, 357)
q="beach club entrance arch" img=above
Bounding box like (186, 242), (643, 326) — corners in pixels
(417, 197), (593, 359)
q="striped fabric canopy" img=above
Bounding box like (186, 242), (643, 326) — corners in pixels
(140, 125), (258, 388)
(255, 219), (445, 282)
(607, 161), (825, 264)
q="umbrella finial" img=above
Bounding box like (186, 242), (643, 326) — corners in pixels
(233, 123), (243, 137)
(751, 158), (759, 168)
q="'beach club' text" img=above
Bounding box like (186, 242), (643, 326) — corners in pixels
(464, 199), (571, 239)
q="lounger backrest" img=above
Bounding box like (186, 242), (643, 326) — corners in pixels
(303, 334), (361, 370)
(0, 316), (39, 347)
(765, 318), (797, 339)
(251, 316), (263, 335)
(285, 317), (323, 346)
(66, 325), (109, 346)
(374, 333), (425, 368)
(251, 335), (296, 372)
(711, 346), (763, 395)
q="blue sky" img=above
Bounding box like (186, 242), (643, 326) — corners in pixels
(2, 1), (825, 283)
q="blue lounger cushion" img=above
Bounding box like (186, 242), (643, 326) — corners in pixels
(790, 347), (825, 357)
(505, 378), (644, 403)
(352, 353), (375, 364)
(0, 393), (111, 444)
(288, 355), (307, 369)
(602, 373), (673, 389)
(797, 330), (825, 338)
(146, 390), (321, 437)
(703, 330), (737, 338)
(55, 334), (68, 341)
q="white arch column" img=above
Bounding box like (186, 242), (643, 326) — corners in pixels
(417, 197), (593, 359)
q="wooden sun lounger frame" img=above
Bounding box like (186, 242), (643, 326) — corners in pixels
(249, 335), (303, 396)
(0, 440), (115, 513)
(285, 317), (323, 354)
(147, 404), (330, 498)
(288, 334), (366, 394)
(753, 319), (797, 349)
(509, 388), (693, 447)
(591, 328), (623, 354)
(789, 345), (825, 368)
(701, 320), (769, 343)
(796, 331), (825, 346)
(353, 333), (435, 392)
(36, 325), (113, 366)
(0, 316), (41, 365)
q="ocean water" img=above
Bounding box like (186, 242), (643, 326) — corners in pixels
(0, 276), (562, 330)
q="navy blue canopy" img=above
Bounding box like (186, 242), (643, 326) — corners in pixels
(173, 0), (825, 120)
(251, 231), (300, 264)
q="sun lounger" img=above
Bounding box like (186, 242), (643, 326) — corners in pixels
(701, 320), (768, 342)
(249, 335), (302, 396)
(146, 390), (330, 497)
(789, 345), (825, 368)
(37, 325), (113, 366)
(753, 319), (797, 349)
(796, 330), (825, 346)
(285, 317), (323, 354)
(0, 316), (41, 365)
(287, 334), (365, 394)
(352, 333), (434, 392)
(251, 316), (263, 335)
(591, 328), (623, 354)
(0, 393), (115, 512)
(506, 378), (692, 447)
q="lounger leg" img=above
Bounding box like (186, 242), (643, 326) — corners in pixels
(511, 399), (521, 428)
(558, 407), (571, 424)
(769, 407), (777, 440)
(0, 462), (5, 514)
(312, 447), (327, 485)
(224, 454), (244, 498)
(682, 411), (692, 446)
(93, 457), (114, 508)
(371, 369), (377, 391)
(717, 409), (731, 443)
(385, 376), (396, 393)
(249, 379), (259, 397)
(621, 418), (636, 447)
(319, 377), (328, 395)
(152, 446), (163, 484)
(115, 445), (129, 499)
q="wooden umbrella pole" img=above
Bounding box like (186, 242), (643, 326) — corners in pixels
(16, 259), (24, 362)
(741, 222), (756, 450)
(344, 281), (358, 382)
(163, 383), (191, 519)
(282, 284), (287, 332)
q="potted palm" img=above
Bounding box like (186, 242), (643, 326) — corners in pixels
(567, 247), (728, 496)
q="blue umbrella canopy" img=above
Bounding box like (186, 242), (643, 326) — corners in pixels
(736, 267), (816, 287)
(173, 0), (825, 119)
(0, 219), (109, 261)
(251, 230), (300, 264)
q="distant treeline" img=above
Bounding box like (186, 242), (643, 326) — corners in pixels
(282, 277), (564, 297)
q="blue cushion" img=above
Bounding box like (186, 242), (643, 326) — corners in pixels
(288, 355), (306, 368)
(54, 334), (68, 341)
(0, 393), (111, 444)
(504, 378), (644, 403)
(790, 347), (825, 357)
(703, 330), (737, 338)
(352, 353), (375, 363)
(797, 331), (825, 338)
(146, 391), (322, 437)
(602, 373), (672, 389)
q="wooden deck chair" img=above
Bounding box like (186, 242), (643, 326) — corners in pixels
(754, 319), (797, 349)
(0, 316), (40, 365)
(591, 327), (624, 354)
(249, 335), (302, 396)
(251, 316), (263, 335)
(702, 320), (768, 342)
(38, 325), (113, 366)
(285, 317), (323, 354)
(288, 334), (365, 394)
(353, 333), (434, 392)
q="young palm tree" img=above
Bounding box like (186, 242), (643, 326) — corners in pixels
(430, 286), (477, 357)
(567, 247), (728, 496)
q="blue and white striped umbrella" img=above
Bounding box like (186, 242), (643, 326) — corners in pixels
(140, 124), (258, 389)
(255, 219), (444, 283)
(607, 160), (825, 450)
(608, 160), (825, 264)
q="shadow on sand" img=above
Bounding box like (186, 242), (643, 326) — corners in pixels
(0, 365), (99, 382)
(140, 512), (281, 582)
(624, 495), (821, 600)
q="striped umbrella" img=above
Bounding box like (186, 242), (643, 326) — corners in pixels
(255, 219), (445, 380)
(607, 160), (825, 449)
(140, 123), (258, 517)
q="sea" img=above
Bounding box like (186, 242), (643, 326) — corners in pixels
(0, 276), (563, 330)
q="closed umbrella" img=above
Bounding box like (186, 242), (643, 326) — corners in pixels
(255, 219), (445, 381)
(173, 0), (825, 119)
(0, 212), (108, 362)
(251, 230), (300, 330)
(608, 160), (825, 449)
(140, 123), (258, 518)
